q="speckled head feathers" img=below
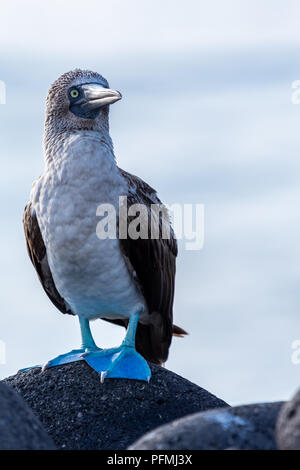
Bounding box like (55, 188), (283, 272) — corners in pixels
(44, 69), (112, 134)
(48, 69), (109, 101)
(46, 69), (108, 112)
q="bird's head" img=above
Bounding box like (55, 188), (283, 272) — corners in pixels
(45, 69), (122, 133)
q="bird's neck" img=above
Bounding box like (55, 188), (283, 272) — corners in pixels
(43, 128), (115, 168)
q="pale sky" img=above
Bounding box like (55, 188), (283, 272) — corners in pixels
(1, 1), (300, 54)
(1, 0), (300, 406)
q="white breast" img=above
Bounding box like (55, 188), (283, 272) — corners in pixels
(30, 131), (146, 320)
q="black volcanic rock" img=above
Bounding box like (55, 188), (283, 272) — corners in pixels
(4, 361), (228, 450)
(0, 382), (55, 450)
(130, 402), (284, 450)
(276, 388), (300, 450)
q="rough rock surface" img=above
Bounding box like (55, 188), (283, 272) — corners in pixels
(0, 382), (55, 450)
(276, 389), (300, 450)
(130, 402), (284, 450)
(5, 361), (227, 450)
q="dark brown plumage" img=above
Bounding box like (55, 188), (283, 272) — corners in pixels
(115, 168), (187, 364)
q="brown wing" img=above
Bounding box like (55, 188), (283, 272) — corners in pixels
(23, 203), (73, 315)
(116, 168), (182, 364)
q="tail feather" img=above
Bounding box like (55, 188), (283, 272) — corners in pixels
(172, 324), (188, 337)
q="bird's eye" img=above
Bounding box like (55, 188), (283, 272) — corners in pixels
(70, 89), (79, 99)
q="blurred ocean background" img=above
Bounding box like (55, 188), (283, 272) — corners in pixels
(1, 0), (300, 405)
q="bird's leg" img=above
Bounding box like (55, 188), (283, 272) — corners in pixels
(37, 317), (101, 371)
(79, 317), (98, 351)
(84, 312), (151, 382)
(121, 312), (139, 348)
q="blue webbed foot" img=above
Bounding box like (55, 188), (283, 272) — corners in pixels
(19, 346), (102, 373)
(42, 348), (86, 371)
(18, 349), (88, 372)
(19, 364), (42, 372)
(18, 350), (84, 373)
(41, 346), (102, 371)
(84, 346), (151, 383)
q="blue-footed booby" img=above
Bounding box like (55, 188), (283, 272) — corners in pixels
(23, 69), (186, 382)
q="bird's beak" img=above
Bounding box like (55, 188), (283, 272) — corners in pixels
(80, 83), (122, 111)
